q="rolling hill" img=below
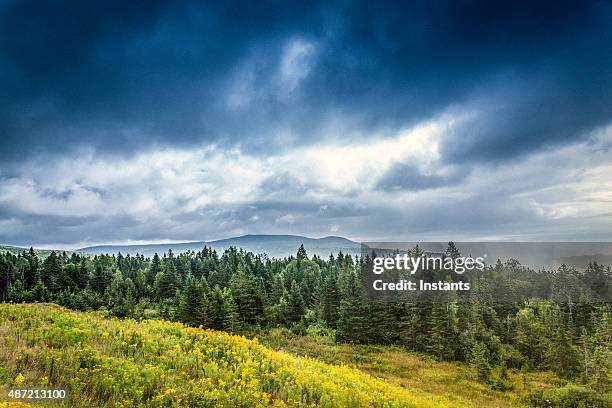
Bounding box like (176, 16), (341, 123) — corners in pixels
(76, 234), (360, 258)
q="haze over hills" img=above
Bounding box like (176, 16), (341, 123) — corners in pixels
(0, 245), (73, 259)
(4, 238), (612, 268)
(75, 234), (361, 258)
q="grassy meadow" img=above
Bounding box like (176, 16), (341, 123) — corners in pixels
(0, 303), (609, 407)
(258, 328), (574, 408)
(0, 303), (467, 408)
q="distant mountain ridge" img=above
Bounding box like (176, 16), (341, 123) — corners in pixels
(75, 234), (360, 258)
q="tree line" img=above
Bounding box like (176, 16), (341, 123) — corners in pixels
(0, 244), (610, 394)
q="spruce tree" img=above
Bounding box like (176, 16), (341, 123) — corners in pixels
(445, 241), (461, 259)
(427, 302), (456, 360)
(427, 302), (448, 360)
(148, 253), (162, 286)
(60, 263), (77, 291)
(297, 244), (307, 262)
(76, 258), (89, 290)
(178, 278), (209, 327)
(222, 289), (241, 334)
(41, 251), (62, 294)
(285, 280), (305, 324)
(157, 261), (178, 299)
(320, 272), (340, 328)
(208, 285), (227, 330)
(109, 270), (132, 317)
(546, 317), (579, 378)
(271, 274), (285, 305)
(229, 266), (264, 325)
(471, 342), (491, 382)
(336, 273), (368, 343)
(24, 247), (38, 290)
(90, 257), (113, 295)
(32, 280), (50, 302)
(590, 310), (611, 393)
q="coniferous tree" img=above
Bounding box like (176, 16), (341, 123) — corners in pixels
(445, 241), (461, 259)
(41, 251), (62, 294)
(336, 272), (368, 343)
(270, 274), (285, 305)
(90, 256), (115, 296)
(157, 261), (178, 299)
(133, 269), (148, 299)
(590, 310), (611, 393)
(471, 342), (491, 382)
(148, 253), (162, 286)
(514, 303), (547, 369)
(208, 285), (227, 330)
(178, 278), (209, 327)
(31, 279), (50, 302)
(75, 258), (89, 290)
(0, 256), (13, 301)
(427, 301), (457, 360)
(229, 265), (264, 325)
(24, 247), (38, 290)
(108, 270), (136, 317)
(546, 314), (579, 378)
(285, 280), (305, 324)
(319, 272), (340, 327)
(396, 302), (421, 349)
(456, 301), (482, 360)
(222, 289), (241, 334)
(61, 265), (76, 291)
(297, 244), (307, 262)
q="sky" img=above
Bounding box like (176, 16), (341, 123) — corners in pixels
(1, 0), (612, 249)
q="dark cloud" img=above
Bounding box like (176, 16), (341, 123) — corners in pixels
(440, 58), (612, 163)
(1, 0), (610, 162)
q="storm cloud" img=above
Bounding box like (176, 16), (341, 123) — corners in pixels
(1, 0), (611, 247)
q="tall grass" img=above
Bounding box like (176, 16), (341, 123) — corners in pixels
(0, 304), (461, 407)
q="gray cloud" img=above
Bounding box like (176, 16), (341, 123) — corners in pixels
(375, 163), (469, 192)
(1, 1), (611, 246)
(1, 127), (611, 247)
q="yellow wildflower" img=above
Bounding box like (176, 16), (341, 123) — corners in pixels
(13, 373), (26, 386)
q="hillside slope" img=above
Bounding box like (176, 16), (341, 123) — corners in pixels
(0, 304), (461, 407)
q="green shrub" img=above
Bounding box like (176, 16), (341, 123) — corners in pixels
(525, 384), (611, 408)
(490, 364), (513, 391)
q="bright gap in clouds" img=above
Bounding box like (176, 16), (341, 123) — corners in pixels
(1, 116), (611, 246)
(0, 114), (455, 217)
